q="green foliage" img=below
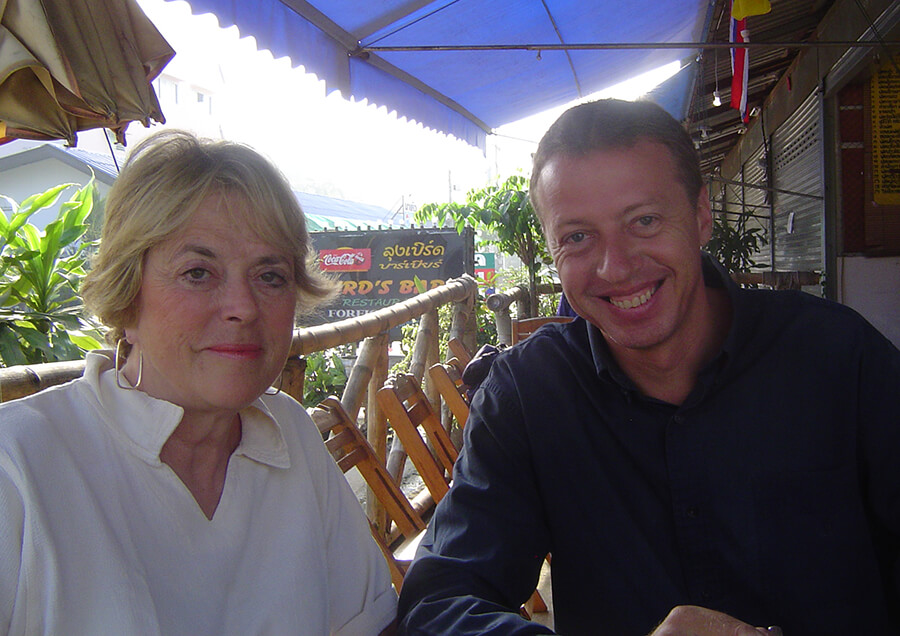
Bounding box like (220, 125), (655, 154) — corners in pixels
(302, 349), (348, 407)
(415, 175), (552, 316)
(706, 214), (768, 274)
(473, 277), (498, 348)
(0, 182), (104, 366)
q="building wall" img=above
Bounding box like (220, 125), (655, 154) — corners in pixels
(0, 158), (111, 230)
(718, 0), (899, 346)
(838, 256), (900, 348)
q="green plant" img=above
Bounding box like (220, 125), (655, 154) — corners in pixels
(302, 349), (348, 407)
(0, 182), (104, 366)
(706, 214), (768, 274)
(416, 175), (552, 317)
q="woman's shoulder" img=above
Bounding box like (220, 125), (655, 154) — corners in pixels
(0, 377), (91, 436)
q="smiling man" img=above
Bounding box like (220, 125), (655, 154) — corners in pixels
(397, 100), (900, 635)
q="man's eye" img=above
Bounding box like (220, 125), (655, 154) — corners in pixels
(636, 215), (658, 227)
(566, 232), (586, 244)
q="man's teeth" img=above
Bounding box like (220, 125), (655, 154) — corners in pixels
(609, 285), (656, 310)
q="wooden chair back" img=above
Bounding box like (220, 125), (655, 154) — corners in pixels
(510, 316), (575, 344)
(376, 376), (551, 617)
(377, 373), (458, 503)
(427, 357), (470, 428)
(447, 337), (473, 366)
(310, 396), (426, 590)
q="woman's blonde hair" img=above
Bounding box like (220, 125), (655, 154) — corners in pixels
(81, 129), (337, 343)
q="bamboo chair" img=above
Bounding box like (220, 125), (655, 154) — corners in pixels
(510, 316), (575, 344)
(447, 337), (473, 366)
(377, 374), (549, 616)
(310, 396), (427, 591)
(376, 373), (458, 503)
(427, 357), (470, 428)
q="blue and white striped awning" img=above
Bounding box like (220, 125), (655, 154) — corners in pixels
(169, 0), (711, 150)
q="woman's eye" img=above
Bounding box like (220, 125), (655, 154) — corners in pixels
(184, 267), (210, 282)
(260, 271), (288, 287)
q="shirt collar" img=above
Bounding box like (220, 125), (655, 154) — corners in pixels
(83, 350), (290, 469)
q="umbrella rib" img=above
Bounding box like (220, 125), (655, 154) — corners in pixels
(539, 0), (582, 98)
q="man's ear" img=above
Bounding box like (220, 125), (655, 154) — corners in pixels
(696, 185), (713, 246)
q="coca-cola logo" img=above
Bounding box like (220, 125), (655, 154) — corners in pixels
(319, 248), (371, 272)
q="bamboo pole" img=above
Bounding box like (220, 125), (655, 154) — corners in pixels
(342, 336), (384, 421)
(0, 360), (86, 403)
(408, 310), (438, 384)
(291, 275), (478, 356)
(487, 283), (564, 345)
(279, 356), (307, 404)
(367, 336), (390, 534)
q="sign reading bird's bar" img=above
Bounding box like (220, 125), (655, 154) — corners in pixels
(310, 228), (473, 336)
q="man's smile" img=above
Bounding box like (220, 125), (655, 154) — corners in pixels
(604, 281), (662, 310)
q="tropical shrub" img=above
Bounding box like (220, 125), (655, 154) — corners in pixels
(0, 182), (103, 366)
(302, 349), (348, 407)
(707, 214), (768, 273)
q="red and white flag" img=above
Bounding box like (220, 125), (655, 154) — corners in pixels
(730, 3), (750, 123)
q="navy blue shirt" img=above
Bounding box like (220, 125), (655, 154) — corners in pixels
(398, 259), (900, 635)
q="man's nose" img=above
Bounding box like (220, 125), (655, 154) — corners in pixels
(595, 240), (638, 283)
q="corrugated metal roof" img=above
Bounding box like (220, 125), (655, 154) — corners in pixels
(687, 0), (838, 175)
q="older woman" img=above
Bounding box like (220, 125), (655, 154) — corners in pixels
(0, 130), (397, 635)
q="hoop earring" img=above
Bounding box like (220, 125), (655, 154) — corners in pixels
(115, 339), (142, 390)
(265, 373), (283, 396)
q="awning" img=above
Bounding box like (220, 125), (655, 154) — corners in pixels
(173, 0), (711, 149)
(296, 191), (396, 231)
(0, 0), (174, 146)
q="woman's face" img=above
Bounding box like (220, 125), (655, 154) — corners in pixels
(124, 193), (297, 416)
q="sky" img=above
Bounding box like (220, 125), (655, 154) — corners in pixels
(75, 0), (681, 216)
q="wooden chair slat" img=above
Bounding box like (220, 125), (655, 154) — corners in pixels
(511, 316), (575, 344)
(311, 396), (427, 590)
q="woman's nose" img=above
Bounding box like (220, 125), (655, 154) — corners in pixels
(220, 278), (260, 322)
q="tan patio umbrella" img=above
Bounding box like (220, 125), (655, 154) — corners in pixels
(0, 0), (174, 146)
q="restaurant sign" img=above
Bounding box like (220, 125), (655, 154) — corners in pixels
(311, 228), (473, 327)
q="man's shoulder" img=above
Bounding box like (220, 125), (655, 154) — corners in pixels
(741, 287), (879, 333)
(736, 287), (897, 362)
(481, 317), (594, 393)
(502, 317), (591, 363)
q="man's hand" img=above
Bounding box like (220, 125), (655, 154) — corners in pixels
(650, 606), (782, 636)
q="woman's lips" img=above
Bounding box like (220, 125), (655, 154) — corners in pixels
(205, 344), (263, 358)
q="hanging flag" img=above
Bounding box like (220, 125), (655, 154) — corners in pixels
(731, 0), (771, 20)
(730, 2), (750, 124)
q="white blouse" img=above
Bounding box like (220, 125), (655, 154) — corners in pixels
(0, 350), (396, 635)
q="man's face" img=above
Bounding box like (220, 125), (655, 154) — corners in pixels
(535, 140), (712, 355)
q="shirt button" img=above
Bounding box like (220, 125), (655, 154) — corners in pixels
(672, 415), (685, 424)
(685, 506), (700, 519)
